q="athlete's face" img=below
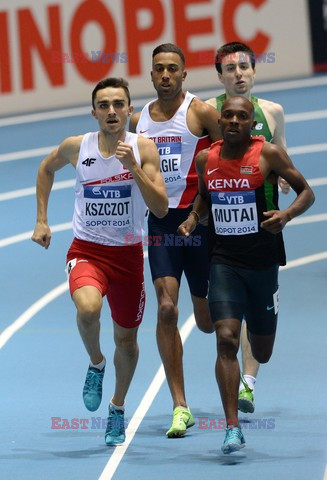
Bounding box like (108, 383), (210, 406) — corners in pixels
(151, 52), (187, 99)
(219, 97), (256, 144)
(218, 52), (255, 97)
(92, 87), (133, 134)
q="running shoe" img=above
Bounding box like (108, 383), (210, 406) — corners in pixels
(221, 426), (246, 454)
(166, 407), (195, 438)
(238, 374), (255, 413)
(105, 404), (126, 446)
(82, 365), (105, 412)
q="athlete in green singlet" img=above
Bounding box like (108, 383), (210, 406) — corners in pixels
(206, 42), (290, 414)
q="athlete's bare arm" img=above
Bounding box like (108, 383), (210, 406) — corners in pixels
(129, 112), (141, 133)
(32, 136), (82, 249)
(177, 149), (210, 237)
(258, 99), (286, 148)
(260, 142), (315, 233)
(116, 136), (168, 219)
(257, 98), (290, 194)
(187, 98), (222, 141)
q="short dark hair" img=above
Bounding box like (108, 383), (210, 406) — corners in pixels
(215, 42), (255, 74)
(92, 77), (131, 108)
(152, 43), (185, 67)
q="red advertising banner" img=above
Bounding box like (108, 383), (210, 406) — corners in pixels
(0, 0), (312, 115)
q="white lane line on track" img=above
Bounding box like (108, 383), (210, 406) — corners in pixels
(0, 146), (56, 163)
(0, 223), (73, 248)
(0, 282), (68, 349)
(0, 175), (326, 204)
(1, 75), (327, 128)
(288, 143), (327, 155)
(98, 250), (327, 479)
(307, 177), (327, 187)
(0, 180), (75, 201)
(0, 251), (148, 350)
(0, 245), (326, 476)
(288, 213), (327, 226)
(280, 251), (327, 270)
(285, 109), (327, 122)
(0, 212), (326, 249)
(201, 76), (327, 98)
(0, 251), (325, 351)
(98, 313), (196, 480)
(1, 139), (327, 165)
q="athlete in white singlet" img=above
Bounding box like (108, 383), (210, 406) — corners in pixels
(130, 43), (221, 438)
(32, 78), (168, 446)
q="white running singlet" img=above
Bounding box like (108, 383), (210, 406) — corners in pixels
(136, 91), (210, 208)
(72, 131), (147, 245)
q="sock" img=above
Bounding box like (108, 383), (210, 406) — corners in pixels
(176, 405), (189, 411)
(239, 374), (256, 392)
(90, 356), (106, 371)
(110, 400), (125, 411)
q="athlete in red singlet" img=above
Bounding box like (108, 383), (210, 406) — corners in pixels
(179, 96), (314, 453)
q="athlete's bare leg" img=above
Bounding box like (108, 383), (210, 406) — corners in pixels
(73, 285), (104, 365)
(192, 295), (214, 333)
(155, 276), (187, 408)
(215, 318), (242, 427)
(112, 323), (139, 406)
(241, 322), (260, 378)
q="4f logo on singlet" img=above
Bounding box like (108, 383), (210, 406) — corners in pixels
(82, 158), (96, 166)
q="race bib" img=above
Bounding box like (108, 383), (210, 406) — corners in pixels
(211, 190), (258, 235)
(157, 143), (182, 185)
(82, 184), (132, 228)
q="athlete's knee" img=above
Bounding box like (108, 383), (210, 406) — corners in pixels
(158, 299), (178, 325)
(215, 324), (240, 357)
(76, 296), (102, 324)
(114, 333), (138, 355)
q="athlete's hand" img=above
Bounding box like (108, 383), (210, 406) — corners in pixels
(260, 210), (289, 234)
(116, 141), (137, 170)
(279, 177), (291, 194)
(31, 222), (52, 249)
(177, 214), (198, 237)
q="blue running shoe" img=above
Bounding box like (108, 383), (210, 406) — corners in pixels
(105, 404), (126, 446)
(82, 366), (105, 412)
(221, 426), (246, 454)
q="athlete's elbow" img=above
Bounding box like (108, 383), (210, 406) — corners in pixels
(155, 206), (169, 219)
(152, 201), (168, 219)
